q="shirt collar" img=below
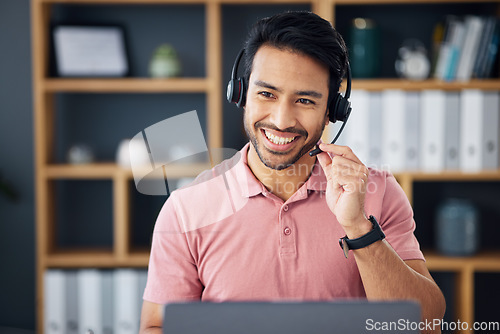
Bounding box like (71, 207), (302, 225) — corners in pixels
(234, 143), (267, 198)
(233, 142), (327, 198)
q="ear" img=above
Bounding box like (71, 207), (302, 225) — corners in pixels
(324, 110), (330, 126)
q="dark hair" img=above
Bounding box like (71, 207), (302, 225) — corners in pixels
(243, 11), (348, 104)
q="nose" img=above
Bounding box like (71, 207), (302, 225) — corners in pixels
(269, 100), (297, 131)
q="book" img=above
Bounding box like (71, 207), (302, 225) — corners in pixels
(443, 17), (466, 81)
(44, 270), (66, 334)
(65, 271), (79, 334)
(434, 15), (460, 80)
(137, 269), (148, 311)
(345, 90), (370, 165)
(460, 90), (500, 172)
(444, 92), (461, 170)
(367, 92), (383, 169)
(481, 19), (500, 78)
(420, 90), (447, 172)
(78, 269), (102, 334)
(114, 269), (140, 334)
(326, 114), (348, 147)
(456, 16), (485, 81)
(430, 20), (446, 77)
(101, 270), (114, 334)
(472, 16), (496, 78)
(381, 90), (406, 172)
(404, 92), (420, 171)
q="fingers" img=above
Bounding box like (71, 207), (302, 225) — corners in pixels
(319, 143), (364, 166)
(316, 151), (332, 170)
(331, 155), (369, 178)
(331, 168), (368, 194)
(316, 144), (368, 192)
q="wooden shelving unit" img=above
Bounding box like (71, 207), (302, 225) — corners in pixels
(394, 170), (500, 204)
(32, 0), (500, 333)
(32, 1), (223, 332)
(43, 78), (210, 93)
(352, 79), (500, 91)
(43, 162), (213, 179)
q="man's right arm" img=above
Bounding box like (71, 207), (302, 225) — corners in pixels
(140, 300), (164, 334)
(140, 194), (203, 333)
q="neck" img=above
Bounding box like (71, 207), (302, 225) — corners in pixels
(247, 144), (316, 202)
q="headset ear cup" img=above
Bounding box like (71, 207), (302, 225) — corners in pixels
(226, 79), (238, 104)
(336, 96), (350, 122)
(329, 93), (341, 123)
(237, 79), (246, 108)
(226, 78), (246, 108)
(336, 97), (351, 123)
(227, 49), (246, 108)
(329, 94), (352, 123)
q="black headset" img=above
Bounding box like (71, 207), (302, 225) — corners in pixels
(226, 48), (352, 155)
(226, 49), (247, 108)
(227, 48), (352, 122)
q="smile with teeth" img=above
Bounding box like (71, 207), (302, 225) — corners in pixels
(264, 130), (297, 145)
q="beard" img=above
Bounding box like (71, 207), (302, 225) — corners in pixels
(244, 113), (325, 171)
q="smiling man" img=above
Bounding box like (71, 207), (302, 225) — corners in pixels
(140, 11), (445, 334)
(244, 44), (331, 201)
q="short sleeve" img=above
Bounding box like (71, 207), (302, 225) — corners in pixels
(143, 193), (203, 304)
(379, 172), (425, 262)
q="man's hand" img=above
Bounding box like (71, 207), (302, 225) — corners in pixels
(316, 143), (371, 237)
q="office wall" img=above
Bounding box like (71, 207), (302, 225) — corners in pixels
(0, 0), (36, 330)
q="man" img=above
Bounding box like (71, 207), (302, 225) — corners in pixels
(140, 11), (445, 333)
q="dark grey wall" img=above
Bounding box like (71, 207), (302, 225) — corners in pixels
(0, 0), (36, 330)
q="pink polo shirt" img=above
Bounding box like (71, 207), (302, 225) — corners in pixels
(143, 143), (424, 304)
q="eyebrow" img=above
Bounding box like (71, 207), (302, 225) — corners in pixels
(253, 80), (323, 99)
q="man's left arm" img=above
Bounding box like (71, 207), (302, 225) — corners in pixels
(316, 143), (445, 334)
(352, 237), (445, 333)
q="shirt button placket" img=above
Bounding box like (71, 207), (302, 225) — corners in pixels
(279, 203), (296, 256)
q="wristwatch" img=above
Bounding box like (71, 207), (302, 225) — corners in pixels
(338, 215), (385, 258)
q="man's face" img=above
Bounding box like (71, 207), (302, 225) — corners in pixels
(244, 44), (330, 170)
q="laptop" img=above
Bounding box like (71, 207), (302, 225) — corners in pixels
(163, 300), (421, 334)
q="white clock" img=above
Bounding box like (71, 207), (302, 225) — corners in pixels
(395, 39), (431, 81)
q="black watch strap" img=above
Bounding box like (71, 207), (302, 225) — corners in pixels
(338, 215), (385, 258)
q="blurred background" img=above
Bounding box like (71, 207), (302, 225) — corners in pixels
(1, 0), (500, 332)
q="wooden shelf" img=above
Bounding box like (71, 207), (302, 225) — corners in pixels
(351, 79), (500, 91)
(43, 78), (210, 93)
(44, 163), (118, 179)
(43, 162), (213, 179)
(37, 0), (216, 4)
(335, 0), (500, 4)
(44, 78), (500, 93)
(424, 251), (500, 272)
(45, 249), (149, 267)
(37, 0), (313, 3)
(393, 170), (500, 205)
(123, 162), (213, 179)
(45, 249), (500, 271)
(394, 170), (500, 182)
(36, 0), (500, 4)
